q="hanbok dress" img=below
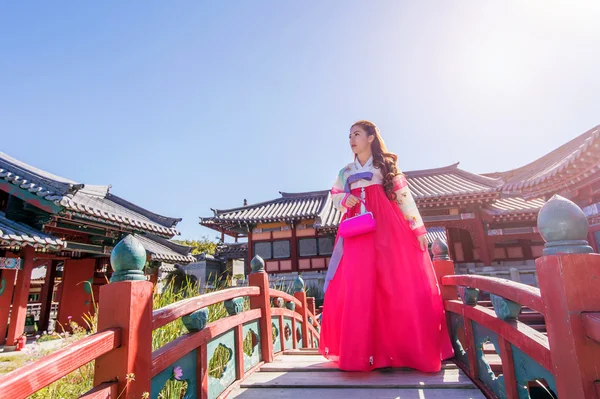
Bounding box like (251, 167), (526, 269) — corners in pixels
(318, 156), (454, 372)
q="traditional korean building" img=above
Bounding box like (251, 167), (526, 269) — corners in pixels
(0, 152), (195, 346)
(200, 124), (600, 289)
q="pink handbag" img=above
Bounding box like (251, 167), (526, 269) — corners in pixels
(338, 199), (376, 238)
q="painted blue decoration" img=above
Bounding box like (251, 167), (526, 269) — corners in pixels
(432, 238), (450, 261)
(182, 308), (209, 332)
(296, 325), (303, 348)
(224, 297), (244, 315)
(491, 294), (522, 321)
(472, 322), (507, 399)
(512, 344), (557, 399)
(538, 194), (594, 255)
(449, 313), (469, 367)
(207, 330), (236, 399)
(293, 275), (305, 293)
(458, 286), (480, 306)
(250, 255), (265, 273)
(151, 350), (197, 399)
(286, 301), (296, 311)
(243, 321), (261, 372)
(283, 317), (294, 350)
(110, 235), (147, 282)
(272, 322), (282, 353)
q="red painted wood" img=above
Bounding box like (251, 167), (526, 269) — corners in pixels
(582, 312), (600, 343)
(307, 297), (316, 319)
(0, 328), (120, 399)
(198, 343), (208, 399)
(94, 281), (153, 399)
(0, 267), (17, 345)
(268, 289), (303, 309)
(442, 274), (544, 314)
(433, 259), (457, 301)
(291, 316), (297, 350)
(498, 337), (519, 399)
(38, 260), (58, 333)
(270, 307), (303, 322)
(279, 315), (286, 351)
(536, 253), (600, 399)
(152, 309), (262, 377)
(79, 382), (118, 399)
(249, 270), (274, 364)
(294, 291), (309, 349)
(56, 258), (96, 331)
(6, 246), (35, 345)
(153, 287), (260, 330)
(446, 300), (552, 371)
(235, 324), (244, 381)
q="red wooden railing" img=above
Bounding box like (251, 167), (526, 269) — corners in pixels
(0, 328), (121, 398)
(0, 239), (321, 399)
(1, 195), (599, 399)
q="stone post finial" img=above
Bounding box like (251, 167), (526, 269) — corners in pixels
(109, 235), (147, 282)
(432, 238), (450, 261)
(293, 275), (305, 293)
(537, 195), (594, 255)
(250, 255), (265, 273)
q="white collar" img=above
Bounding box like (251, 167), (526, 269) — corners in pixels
(354, 156), (373, 171)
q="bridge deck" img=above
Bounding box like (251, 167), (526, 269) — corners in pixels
(229, 349), (485, 398)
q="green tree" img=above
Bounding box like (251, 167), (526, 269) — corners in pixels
(172, 236), (218, 255)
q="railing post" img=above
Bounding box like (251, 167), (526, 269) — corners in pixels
(431, 238), (457, 301)
(306, 297), (316, 319)
(248, 256), (274, 363)
(293, 275), (309, 348)
(535, 195), (600, 399)
(93, 235), (153, 398)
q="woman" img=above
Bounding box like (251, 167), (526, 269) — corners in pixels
(318, 120), (454, 372)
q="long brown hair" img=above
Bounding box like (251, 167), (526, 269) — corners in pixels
(351, 120), (401, 200)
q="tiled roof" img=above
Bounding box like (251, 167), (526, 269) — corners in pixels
(0, 152), (181, 237)
(133, 234), (195, 264)
(201, 165), (502, 229)
(405, 163), (502, 201)
(203, 190), (331, 226)
(0, 211), (64, 250)
(492, 125), (600, 197)
(216, 242), (248, 259)
(425, 227), (447, 244)
(483, 197), (546, 221)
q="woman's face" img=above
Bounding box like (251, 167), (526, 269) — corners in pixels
(349, 125), (373, 155)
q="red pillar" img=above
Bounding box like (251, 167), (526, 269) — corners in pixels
(56, 258), (95, 331)
(294, 290), (309, 348)
(38, 260), (58, 333)
(537, 253), (600, 398)
(6, 246), (35, 346)
(0, 253), (18, 345)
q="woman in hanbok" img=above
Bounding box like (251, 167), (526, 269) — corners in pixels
(318, 120), (454, 372)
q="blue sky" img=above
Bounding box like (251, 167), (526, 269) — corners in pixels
(1, 1), (599, 241)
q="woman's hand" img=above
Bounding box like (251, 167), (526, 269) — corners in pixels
(344, 195), (361, 208)
(417, 235), (428, 252)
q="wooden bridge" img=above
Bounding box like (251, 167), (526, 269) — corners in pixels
(0, 194), (599, 399)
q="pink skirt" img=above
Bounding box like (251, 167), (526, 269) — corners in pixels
(318, 184), (454, 372)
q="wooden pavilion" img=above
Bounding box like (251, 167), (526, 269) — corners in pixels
(0, 152), (195, 346)
(200, 125), (600, 287)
